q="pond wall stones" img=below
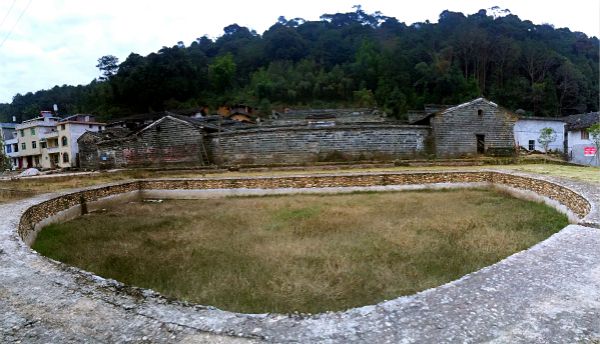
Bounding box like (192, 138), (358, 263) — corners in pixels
(18, 171), (592, 246)
(6, 170), (600, 343)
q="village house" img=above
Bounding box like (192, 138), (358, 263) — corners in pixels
(79, 115), (220, 169)
(270, 108), (386, 126)
(1, 112), (106, 170)
(513, 116), (566, 152)
(411, 98), (518, 157)
(74, 98), (600, 169)
(217, 104), (256, 123)
(564, 112), (599, 166)
(55, 115), (105, 168)
(14, 111), (61, 169)
(0, 123), (18, 169)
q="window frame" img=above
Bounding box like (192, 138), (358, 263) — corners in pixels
(581, 130), (590, 140)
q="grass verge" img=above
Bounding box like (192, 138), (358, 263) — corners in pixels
(33, 188), (568, 314)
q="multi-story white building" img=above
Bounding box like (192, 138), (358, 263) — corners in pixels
(14, 111), (61, 169)
(0, 123), (18, 169)
(2, 111), (106, 170)
(56, 115), (105, 168)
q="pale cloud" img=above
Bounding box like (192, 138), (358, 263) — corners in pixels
(0, 0), (598, 103)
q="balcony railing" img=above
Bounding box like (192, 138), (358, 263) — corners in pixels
(44, 147), (60, 153)
(39, 130), (59, 139)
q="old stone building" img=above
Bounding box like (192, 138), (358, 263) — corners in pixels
(412, 98), (517, 157)
(78, 98), (523, 169)
(80, 115), (211, 169)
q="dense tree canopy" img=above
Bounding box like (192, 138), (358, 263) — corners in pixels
(1, 7), (598, 122)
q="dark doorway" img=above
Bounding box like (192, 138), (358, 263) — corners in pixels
(476, 134), (485, 154)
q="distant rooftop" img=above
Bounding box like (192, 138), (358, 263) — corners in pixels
(564, 112), (599, 130)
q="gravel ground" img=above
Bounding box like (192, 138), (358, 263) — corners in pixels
(1, 170), (598, 343)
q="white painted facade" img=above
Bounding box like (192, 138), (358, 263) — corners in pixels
(56, 115), (105, 168)
(567, 129), (598, 166)
(513, 118), (565, 152)
(567, 129), (593, 151)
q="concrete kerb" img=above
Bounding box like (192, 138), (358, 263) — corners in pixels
(3, 170), (600, 343)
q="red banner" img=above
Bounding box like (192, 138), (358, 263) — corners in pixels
(584, 146), (597, 156)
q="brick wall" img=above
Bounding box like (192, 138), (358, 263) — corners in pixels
(433, 100), (517, 157)
(207, 124), (431, 165)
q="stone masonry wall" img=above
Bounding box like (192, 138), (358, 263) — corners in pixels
(18, 182), (140, 240)
(95, 118), (207, 169)
(207, 124), (431, 165)
(19, 172), (591, 245)
(433, 100), (517, 157)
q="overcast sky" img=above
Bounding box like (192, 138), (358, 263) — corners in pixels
(0, 0), (598, 103)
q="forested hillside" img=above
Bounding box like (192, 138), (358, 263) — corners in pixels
(1, 6), (598, 122)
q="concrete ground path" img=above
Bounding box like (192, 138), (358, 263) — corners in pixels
(1, 170), (599, 343)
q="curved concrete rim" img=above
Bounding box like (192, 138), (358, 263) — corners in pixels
(1, 169), (599, 343)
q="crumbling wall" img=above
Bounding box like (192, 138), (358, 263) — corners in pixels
(95, 118), (206, 168)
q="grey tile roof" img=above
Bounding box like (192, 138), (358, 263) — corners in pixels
(564, 112), (599, 130)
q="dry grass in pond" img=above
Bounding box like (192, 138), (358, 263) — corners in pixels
(33, 188), (568, 314)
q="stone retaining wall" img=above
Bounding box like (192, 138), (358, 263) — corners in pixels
(18, 172), (592, 246)
(18, 182), (140, 243)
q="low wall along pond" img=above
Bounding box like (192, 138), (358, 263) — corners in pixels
(19, 171), (591, 247)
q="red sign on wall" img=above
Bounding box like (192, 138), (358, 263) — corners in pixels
(584, 146), (597, 156)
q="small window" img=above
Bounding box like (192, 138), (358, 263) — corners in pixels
(62, 152), (69, 163)
(6, 145), (11, 153)
(528, 140), (535, 151)
(61, 136), (68, 146)
(30, 128), (35, 135)
(581, 130), (589, 140)
(477, 109), (483, 116)
(32, 141), (37, 149)
(41, 142), (47, 149)
(20, 129), (24, 137)
(60, 124), (66, 130)
(21, 142), (26, 150)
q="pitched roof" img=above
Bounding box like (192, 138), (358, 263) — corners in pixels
(409, 98), (501, 124)
(564, 112), (599, 130)
(441, 97), (497, 114)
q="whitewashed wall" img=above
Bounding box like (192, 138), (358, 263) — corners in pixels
(513, 119), (565, 152)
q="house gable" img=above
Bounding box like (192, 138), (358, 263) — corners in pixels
(432, 98), (517, 157)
